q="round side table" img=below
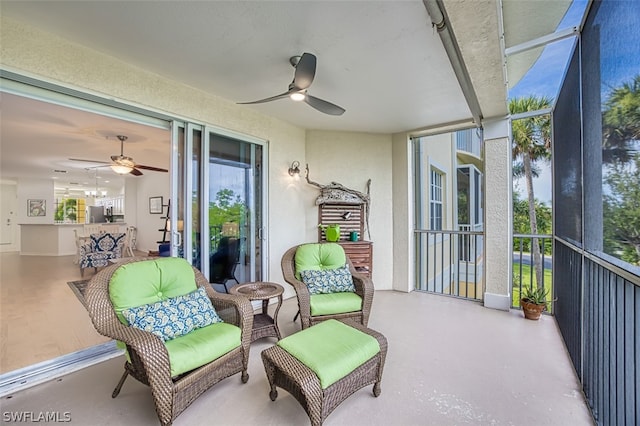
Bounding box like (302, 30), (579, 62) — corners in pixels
(230, 282), (284, 342)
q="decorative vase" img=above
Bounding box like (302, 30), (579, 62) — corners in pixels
(520, 299), (545, 320)
(325, 224), (341, 242)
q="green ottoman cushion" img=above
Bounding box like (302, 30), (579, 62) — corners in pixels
(277, 319), (380, 389)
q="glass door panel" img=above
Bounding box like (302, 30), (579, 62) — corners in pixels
(206, 131), (263, 287)
(171, 122), (264, 287)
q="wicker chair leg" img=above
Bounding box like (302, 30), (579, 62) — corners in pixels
(269, 385), (278, 401)
(112, 369), (129, 398)
(241, 371), (249, 383)
(373, 382), (381, 397)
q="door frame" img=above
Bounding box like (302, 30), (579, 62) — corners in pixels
(0, 70), (270, 394)
(171, 121), (269, 282)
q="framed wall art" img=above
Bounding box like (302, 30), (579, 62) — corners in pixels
(149, 196), (163, 214)
(27, 199), (46, 217)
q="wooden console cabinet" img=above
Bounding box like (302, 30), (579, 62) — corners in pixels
(339, 241), (373, 277)
(317, 202), (373, 276)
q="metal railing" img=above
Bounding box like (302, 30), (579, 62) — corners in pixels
(512, 233), (553, 311)
(414, 229), (484, 300)
(554, 238), (639, 426)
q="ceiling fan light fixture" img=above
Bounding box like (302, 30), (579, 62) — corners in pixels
(110, 164), (133, 174)
(290, 91), (306, 101)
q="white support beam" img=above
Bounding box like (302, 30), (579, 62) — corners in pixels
(505, 27), (579, 57)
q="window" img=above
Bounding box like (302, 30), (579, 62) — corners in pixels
(430, 169), (443, 230)
(54, 198), (85, 223)
(457, 165), (483, 228)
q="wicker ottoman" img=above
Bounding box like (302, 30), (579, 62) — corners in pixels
(261, 319), (387, 426)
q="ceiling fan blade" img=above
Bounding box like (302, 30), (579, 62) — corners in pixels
(69, 158), (110, 164)
(292, 52), (316, 90)
(135, 164), (169, 172)
(130, 168), (143, 176)
(238, 90), (292, 105)
(305, 94), (345, 116)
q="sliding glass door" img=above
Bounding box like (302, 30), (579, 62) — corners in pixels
(172, 123), (266, 287)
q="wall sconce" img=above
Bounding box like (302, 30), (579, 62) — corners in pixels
(288, 161), (301, 178)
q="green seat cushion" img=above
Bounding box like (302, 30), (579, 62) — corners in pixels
(165, 322), (241, 377)
(109, 257), (197, 324)
(310, 292), (362, 316)
(294, 243), (346, 280)
(277, 319), (380, 389)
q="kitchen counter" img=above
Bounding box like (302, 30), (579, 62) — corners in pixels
(19, 223), (84, 256)
(18, 223), (127, 256)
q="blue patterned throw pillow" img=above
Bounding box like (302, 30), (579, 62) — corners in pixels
(299, 265), (355, 295)
(122, 287), (223, 341)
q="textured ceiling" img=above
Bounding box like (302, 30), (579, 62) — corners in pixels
(0, 0), (572, 190)
(1, 0), (473, 134)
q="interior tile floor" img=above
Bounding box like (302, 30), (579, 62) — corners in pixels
(0, 252), (113, 373)
(1, 286), (595, 425)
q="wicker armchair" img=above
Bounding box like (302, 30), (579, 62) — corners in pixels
(281, 243), (374, 330)
(85, 257), (253, 426)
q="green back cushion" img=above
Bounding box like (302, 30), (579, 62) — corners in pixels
(277, 319), (380, 389)
(309, 292), (362, 316)
(294, 243), (346, 280)
(165, 322), (241, 377)
(109, 257), (198, 324)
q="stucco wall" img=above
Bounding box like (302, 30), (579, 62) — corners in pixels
(391, 132), (413, 292)
(1, 17), (406, 297)
(305, 130), (393, 290)
(416, 133), (456, 230)
(0, 17), (307, 295)
(483, 129), (512, 311)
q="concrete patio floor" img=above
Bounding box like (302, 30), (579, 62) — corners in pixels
(0, 290), (594, 425)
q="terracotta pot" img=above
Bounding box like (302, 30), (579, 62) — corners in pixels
(520, 298), (545, 320)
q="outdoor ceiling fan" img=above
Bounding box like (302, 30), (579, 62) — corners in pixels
(238, 52), (345, 116)
(69, 135), (168, 176)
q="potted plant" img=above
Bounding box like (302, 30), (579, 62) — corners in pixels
(520, 286), (549, 320)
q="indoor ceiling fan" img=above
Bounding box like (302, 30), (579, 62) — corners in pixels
(69, 135), (168, 176)
(238, 52), (345, 116)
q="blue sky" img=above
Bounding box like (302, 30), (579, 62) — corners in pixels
(509, 0), (589, 101)
(510, 0), (589, 205)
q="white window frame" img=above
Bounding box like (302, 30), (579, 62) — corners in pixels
(430, 168), (444, 230)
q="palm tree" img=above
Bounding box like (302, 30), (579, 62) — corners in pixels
(602, 74), (640, 164)
(510, 95), (553, 290)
